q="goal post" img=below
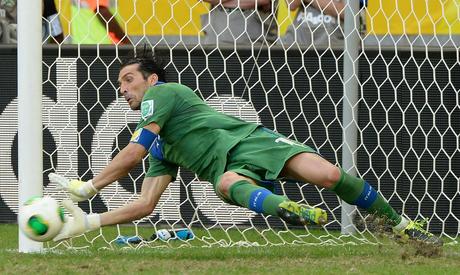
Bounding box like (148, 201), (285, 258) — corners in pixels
(17, 0), (43, 252)
(340, 0), (361, 235)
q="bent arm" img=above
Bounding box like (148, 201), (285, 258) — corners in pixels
(100, 175), (172, 226)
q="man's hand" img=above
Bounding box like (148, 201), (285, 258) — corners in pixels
(49, 173), (98, 202)
(53, 200), (101, 241)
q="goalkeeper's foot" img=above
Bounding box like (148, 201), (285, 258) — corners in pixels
(276, 201), (327, 226)
(394, 219), (443, 246)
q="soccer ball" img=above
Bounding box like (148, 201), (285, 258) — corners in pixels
(18, 196), (65, 242)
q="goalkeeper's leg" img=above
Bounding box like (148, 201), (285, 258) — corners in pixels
(216, 171), (327, 225)
(282, 152), (443, 246)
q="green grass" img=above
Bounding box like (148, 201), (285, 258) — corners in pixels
(1, 224), (459, 274)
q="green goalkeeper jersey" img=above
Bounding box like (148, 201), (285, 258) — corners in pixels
(135, 82), (259, 183)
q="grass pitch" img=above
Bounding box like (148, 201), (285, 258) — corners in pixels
(1, 224), (459, 274)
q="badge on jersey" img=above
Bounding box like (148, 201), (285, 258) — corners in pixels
(141, 100), (154, 120)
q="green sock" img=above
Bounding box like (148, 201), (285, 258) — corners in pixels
(331, 169), (401, 225)
(228, 180), (286, 216)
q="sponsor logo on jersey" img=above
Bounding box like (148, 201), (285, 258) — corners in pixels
(141, 100), (154, 120)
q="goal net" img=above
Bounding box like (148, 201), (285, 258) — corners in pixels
(2, 0), (459, 249)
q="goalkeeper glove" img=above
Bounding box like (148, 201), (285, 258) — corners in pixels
(49, 173), (98, 202)
(53, 200), (101, 242)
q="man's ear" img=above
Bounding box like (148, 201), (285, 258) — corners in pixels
(148, 73), (159, 85)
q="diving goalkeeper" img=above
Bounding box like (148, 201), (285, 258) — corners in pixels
(49, 48), (442, 246)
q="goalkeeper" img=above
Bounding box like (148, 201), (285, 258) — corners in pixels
(50, 48), (442, 246)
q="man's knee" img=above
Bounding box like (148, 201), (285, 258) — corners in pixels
(325, 166), (342, 188)
(215, 171), (254, 198)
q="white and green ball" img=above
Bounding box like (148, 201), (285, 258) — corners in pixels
(18, 196), (65, 242)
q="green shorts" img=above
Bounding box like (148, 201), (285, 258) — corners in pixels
(212, 127), (316, 190)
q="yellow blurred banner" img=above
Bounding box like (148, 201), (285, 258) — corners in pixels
(117, 0), (208, 36)
(57, 0), (460, 42)
(57, 0), (295, 42)
(367, 0), (460, 35)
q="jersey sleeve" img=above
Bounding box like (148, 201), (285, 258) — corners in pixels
(145, 155), (178, 180)
(137, 86), (176, 130)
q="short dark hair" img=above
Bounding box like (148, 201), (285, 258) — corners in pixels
(120, 46), (166, 82)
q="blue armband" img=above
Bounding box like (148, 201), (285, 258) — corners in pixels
(130, 128), (165, 160)
(149, 135), (164, 160)
(130, 128), (157, 150)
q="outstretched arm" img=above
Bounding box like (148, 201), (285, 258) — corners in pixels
(91, 122), (161, 189)
(53, 175), (172, 241)
(48, 143), (146, 202)
(90, 142), (147, 190)
(49, 123), (162, 202)
(51, 121), (172, 240)
(100, 175), (172, 226)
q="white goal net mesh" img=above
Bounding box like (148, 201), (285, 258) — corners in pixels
(1, 0), (459, 249)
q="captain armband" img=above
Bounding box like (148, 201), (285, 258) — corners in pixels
(130, 128), (158, 150)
